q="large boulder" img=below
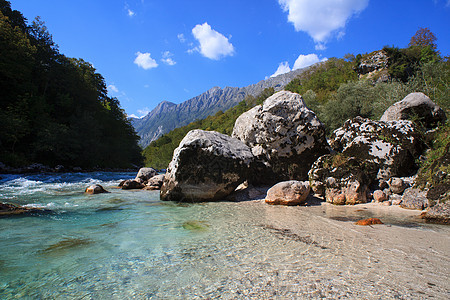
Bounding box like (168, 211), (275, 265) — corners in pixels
(265, 181), (310, 206)
(232, 91), (330, 183)
(308, 154), (376, 205)
(330, 117), (426, 180)
(380, 92), (446, 129)
(160, 130), (254, 202)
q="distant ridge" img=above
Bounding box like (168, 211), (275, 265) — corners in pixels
(132, 67), (309, 148)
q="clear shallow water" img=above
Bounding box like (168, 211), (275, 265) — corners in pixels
(0, 173), (449, 299)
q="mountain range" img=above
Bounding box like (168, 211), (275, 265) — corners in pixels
(131, 67), (309, 148)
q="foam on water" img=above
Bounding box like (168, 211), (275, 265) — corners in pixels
(0, 172), (449, 299)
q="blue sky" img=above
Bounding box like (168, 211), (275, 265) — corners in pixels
(12, 0), (450, 118)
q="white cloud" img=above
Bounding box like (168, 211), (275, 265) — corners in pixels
(161, 51), (176, 65)
(191, 22), (235, 60)
(270, 61), (291, 78)
(177, 33), (186, 43)
(127, 9), (135, 17)
(107, 84), (119, 93)
(278, 0), (369, 48)
(134, 52), (158, 70)
(137, 107), (151, 117)
(293, 54), (327, 70)
(128, 114), (139, 119)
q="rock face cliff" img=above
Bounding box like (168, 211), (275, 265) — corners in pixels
(132, 68), (308, 148)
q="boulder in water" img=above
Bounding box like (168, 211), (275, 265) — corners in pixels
(120, 180), (144, 190)
(161, 130), (254, 202)
(135, 167), (158, 183)
(85, 184), (109, 194)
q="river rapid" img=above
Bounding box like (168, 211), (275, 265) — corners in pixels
(0, 172), (449, 299)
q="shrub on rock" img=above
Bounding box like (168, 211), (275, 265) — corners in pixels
(160, 130), (254, 202)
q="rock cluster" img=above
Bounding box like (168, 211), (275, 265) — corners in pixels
(119, 167), (164, 191)
(157, 90), (448, 223)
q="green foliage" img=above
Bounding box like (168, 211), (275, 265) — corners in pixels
(0, 1), (143, 168)
(284, 58), (358, 103)
(415, 123), (450, 203)
(143, 88), (275, 169)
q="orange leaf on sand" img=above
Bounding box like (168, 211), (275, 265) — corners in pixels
(355, 218), (383, 226)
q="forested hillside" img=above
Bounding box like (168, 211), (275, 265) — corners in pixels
(143, 27), (449, 169)
(0, 1), (143, 168)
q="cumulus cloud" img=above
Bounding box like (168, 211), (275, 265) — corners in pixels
(137, 107), (151, 117)
(278, 0), (369, 48)
(161, 51), (176, 65)
(134, 52), (158, 70)
(270, 61), (291, 78)
(107, 84), (119, 93)
(293, 53), (327, 70)
(177, 33), (186, 43)
(127, 9), (135, 17)
(128, 114), (140, 119)
(191, 22), (235, 60)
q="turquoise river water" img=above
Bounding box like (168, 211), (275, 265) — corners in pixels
(0, 172), (449, 299)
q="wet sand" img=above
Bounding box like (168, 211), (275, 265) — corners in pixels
(228, 200), (450, 299)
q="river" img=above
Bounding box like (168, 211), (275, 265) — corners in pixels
(0, 172), (449, 299)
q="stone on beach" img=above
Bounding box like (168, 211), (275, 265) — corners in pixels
(85, 184), (109, 194)
(232, 91), (330, 184)
(388, 177), (409, 194)
(265, 180), (310, 206)
(160, 129), (254, 202)
(355, 218), (384, 226)
(308, 154), (373, 205)
(421, 202), (450, 224)
(373, 190), (387, 202)
(400, 188), (429, 210)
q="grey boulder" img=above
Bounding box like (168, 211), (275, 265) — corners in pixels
(380, 92), (446, 129)
(330, 117), (426, 180)
(135, 167), (158, 183)
(400, 188), (429, 210)
(232, 91), (329, 183)
(160, 130), (254, 202)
